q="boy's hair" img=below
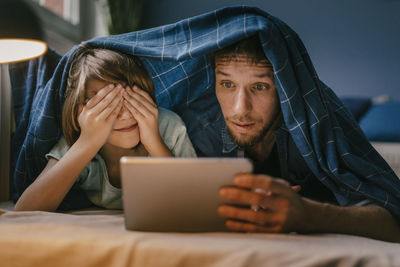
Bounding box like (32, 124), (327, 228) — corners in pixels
(209, 35), (269, 68)
(63, 44), (156, 146)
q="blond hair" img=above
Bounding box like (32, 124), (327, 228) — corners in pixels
(62, 44), (155, 146)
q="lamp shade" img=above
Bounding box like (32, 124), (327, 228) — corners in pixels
(0, 39), (47, 64)
(0, 0), (47, 64)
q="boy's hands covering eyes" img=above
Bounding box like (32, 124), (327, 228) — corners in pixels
(78, 84), (123, 149)
(123, 85), (171, 156)
(123, 86), (160, 148)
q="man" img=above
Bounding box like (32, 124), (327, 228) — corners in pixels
(209, 36), (400, 242)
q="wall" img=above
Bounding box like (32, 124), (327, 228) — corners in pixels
(140, 0), (400, 100)
(31, 0), (109, 55)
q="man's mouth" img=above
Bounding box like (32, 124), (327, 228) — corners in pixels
(229, 121), (256, 133)
(114, 123), (137, 132)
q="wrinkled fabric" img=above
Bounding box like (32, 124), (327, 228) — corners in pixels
(10, 6), (400, 217)
(2, 209), (400, 267)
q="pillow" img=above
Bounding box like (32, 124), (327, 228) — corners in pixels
(359, 102), (400, 141)
(340, 97), (372, 121)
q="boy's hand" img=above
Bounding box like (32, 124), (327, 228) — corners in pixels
(123, 85), (170, 156)
(78, 84), (123, 148)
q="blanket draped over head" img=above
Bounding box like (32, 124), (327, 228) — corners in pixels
(10, 6), (400, 216)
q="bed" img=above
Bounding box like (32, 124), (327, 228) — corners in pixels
(1, 100), (400, 267)
(1, 106), (400, 267)
(2, 84), (400, 266)
(1, 109), (399, 267)
(2, 6), (400, 265)
(1, 206), (400, 267)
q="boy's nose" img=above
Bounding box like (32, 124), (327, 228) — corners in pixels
(117, 105), (132, 120)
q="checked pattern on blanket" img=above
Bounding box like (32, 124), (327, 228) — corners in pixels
(9, 6), (400, 216)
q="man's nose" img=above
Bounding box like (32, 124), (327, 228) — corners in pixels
(232, 88), (252, 115)
(117, 105), (132, 120)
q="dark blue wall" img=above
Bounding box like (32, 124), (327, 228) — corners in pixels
(141, 0), (400, 100)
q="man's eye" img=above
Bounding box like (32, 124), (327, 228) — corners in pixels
(254, 84), (269, 91)
(221, 82), (233, 88)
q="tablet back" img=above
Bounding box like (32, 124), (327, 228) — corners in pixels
(120, 157), (252, 232)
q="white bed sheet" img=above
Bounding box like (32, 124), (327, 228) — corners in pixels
(1, 208), (399, 267)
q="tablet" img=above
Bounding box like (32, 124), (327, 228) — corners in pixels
(120, 157), (253, 232)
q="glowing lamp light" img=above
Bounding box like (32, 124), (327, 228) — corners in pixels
(0, 0), (47, 64)
(0, 0), (48, 201)
(0, 39), (47, 64)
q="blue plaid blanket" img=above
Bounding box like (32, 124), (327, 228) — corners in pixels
(10, 6), (400, 216)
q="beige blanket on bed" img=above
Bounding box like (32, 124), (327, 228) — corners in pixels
(1, 209), (399, 267)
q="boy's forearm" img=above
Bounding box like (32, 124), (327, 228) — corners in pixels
(14, 138), (100, 212)
(303, 198), (400, 242)
(146, 141), (173, 157)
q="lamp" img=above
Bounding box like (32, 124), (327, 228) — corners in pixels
(0, 0), (47, 201)
(0, 39), (47, 64)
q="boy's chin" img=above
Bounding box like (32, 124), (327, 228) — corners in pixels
(107, 139), (140, 149)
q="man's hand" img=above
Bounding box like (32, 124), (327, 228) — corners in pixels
(78, 84), (123, 148)
(218, 173), (307, 233)
(123, 85), (172, 156)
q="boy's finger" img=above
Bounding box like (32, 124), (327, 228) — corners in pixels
(85, 84), (116, 109)
(91, 85), (123, 115)
(124, 89), (154, 116)
(123, 99), (145, 120)
(107, 100), (123, 121)
(132, 85), (156, 107)
(98, 90), (124, 119)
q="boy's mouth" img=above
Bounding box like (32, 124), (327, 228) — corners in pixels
(114, 123), (137, 132)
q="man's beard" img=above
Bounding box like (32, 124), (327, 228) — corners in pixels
(225, 111), (282, 149)
(226, 120), (271, 148)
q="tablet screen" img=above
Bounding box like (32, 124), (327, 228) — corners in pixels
(120, 157), (253, 232)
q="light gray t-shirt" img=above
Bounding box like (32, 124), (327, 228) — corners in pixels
(46, 107), (197, 209)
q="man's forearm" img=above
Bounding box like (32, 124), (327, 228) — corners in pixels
(303, 198), (400, 242)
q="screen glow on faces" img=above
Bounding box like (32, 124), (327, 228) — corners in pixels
(85, 78), (140, 149)
(214, 58), (280, 148)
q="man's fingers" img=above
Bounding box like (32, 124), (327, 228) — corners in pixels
(225, 219), (283, 233)
(219, 187), (288, 211)
(292, 185), (301, 192)
(218, 205), (284, 225)
(233, 173), (293, 196)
